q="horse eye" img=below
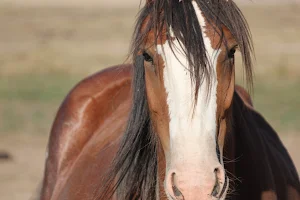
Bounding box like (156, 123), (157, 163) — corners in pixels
(228, 48), (236, 59)
(143, 52), (153, 63)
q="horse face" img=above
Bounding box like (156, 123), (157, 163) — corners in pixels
(140, 1), (237, 199)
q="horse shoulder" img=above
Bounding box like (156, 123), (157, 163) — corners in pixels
(40, 64), (133, 200)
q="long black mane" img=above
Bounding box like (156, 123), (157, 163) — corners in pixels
(97, 0), (254, 199)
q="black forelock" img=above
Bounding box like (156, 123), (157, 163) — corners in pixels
(132, 0), (254, 94)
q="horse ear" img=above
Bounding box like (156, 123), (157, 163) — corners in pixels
(146, 0), (154, 4)
(146, 0), (182, 4)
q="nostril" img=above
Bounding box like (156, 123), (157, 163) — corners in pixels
(166, 172), (184, 200)
(211, 168), (221, 197)
(214, 167), (219, 175)
(171, 173), (184, 199)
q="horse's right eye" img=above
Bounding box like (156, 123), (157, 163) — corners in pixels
(143, 52), (153, 63)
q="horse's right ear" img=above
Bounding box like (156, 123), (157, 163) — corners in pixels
(146, 0), (154, 5)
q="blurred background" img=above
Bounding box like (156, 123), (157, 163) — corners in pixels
(0, 0), (299, 199)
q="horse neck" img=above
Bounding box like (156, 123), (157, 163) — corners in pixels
(230, 92), (280, 199)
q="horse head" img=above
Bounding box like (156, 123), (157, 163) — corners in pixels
(134, 0), (253, 199)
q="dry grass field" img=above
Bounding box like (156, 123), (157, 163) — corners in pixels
(0, 1), (299, 200)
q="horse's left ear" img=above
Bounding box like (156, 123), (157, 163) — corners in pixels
(146, 0), (182, 4)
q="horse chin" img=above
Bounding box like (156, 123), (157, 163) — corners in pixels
(164, 187), (229, 200)
(165, 191), (228, 200)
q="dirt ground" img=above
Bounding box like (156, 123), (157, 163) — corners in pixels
(0, 135), (47, 200)
(1, 0), (300, 7)
(1, 132), (299, 200)
(0, 0), (299, 200)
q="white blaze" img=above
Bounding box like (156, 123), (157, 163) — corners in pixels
(158, 0), (222, 177)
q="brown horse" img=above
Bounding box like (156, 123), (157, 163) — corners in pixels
(40, 0), (300, 200)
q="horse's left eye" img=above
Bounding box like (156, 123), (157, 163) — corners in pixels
(228, 48), (236, 59)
